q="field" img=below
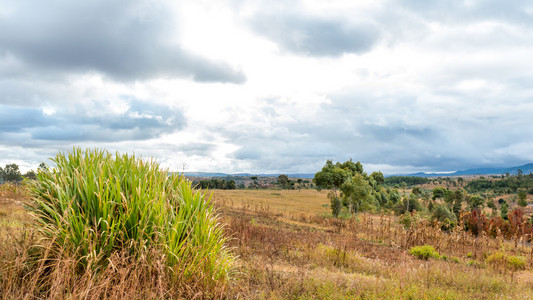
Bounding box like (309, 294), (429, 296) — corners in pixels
(210, 189), (533, 299)
(3, 185), (533, 298)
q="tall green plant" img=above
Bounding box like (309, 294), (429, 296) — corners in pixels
(26, 148), (233, 284)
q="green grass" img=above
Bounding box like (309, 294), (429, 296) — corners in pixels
(25, 148), (233, 289)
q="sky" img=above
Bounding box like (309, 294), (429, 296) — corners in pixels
(1, 0), (533, 175)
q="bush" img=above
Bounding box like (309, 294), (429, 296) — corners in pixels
(431, 204), (457, 230)
(409, 245), (440, 260)
(26, 148), (233, 289)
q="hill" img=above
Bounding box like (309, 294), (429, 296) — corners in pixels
(404, 163), (533, 177)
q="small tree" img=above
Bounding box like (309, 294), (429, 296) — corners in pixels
(518, 190), (528, 207)
(501, 201), (509, 220)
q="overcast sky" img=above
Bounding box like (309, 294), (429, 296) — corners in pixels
(1, 0), (533, 175)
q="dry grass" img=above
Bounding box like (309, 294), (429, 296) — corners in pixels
(3, 187), (533, 298)
(211, 189), (330, 217)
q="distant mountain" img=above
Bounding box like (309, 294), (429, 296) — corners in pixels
(183, 172), (315, 179)
(402, 163), (533, 177)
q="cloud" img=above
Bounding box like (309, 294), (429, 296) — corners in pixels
(249, 13), (381, 56)
(0, 99), (185, 145)
(0, 0), (245, 83)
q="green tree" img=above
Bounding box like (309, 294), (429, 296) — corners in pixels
(501, 201), (509, 220)
(487, 199), (497, 216)
(277, 174), (290, 189)
(3, 163), (22, 182)
(412, 186), (421, 195)
(432, 204), (457, 230)
(313, 160), (348, 194)
(340, 173), (374, 213)
(0, 166), (4, 183)
(468, 195), (485, 210)
(370, 171), (385, 186)
(518, 189), (528, 207)
(24, 170), (37, 181)
(432, 187), (446, 200)
(38, 162), (48, 171)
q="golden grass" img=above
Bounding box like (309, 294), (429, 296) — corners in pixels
(211, 189), (330, 216)
(4, 186), (533, 299)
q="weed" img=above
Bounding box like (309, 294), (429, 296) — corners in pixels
(409, 245), (440, 260)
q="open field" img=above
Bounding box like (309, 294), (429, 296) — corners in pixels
(214, 189), (533, 299)
(2, 186), (533, 298)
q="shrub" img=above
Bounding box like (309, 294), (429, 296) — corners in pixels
(431, 204), (457, 230)
(409, 245), (439, 260)
(26, 148), (233, 289)
(507, 255), (527, 271)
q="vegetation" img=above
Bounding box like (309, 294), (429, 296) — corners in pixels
(2, 148), (233, 298)
(3, 155), (533, 298)
(384, 176), (429, 186)
(409, 245), (440, 260)
(466, 174), (533, 194)
(314, 160), (396, 217)
(194, 178), (237, 189)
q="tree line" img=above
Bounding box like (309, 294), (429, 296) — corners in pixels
(0, 163), (44, 183)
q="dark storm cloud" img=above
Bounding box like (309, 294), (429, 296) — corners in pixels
(249, 13), (381, 56)
(0, 99), (185, 145)
(0, 0), (245, 83)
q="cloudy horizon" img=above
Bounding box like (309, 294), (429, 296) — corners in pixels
(2, 0), (533, 175)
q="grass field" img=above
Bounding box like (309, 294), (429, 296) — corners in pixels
(3, 186), (533, 298)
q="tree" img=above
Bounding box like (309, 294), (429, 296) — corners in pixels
(24, 170), (37, 181)
(518, 189), (528, 207)
(297, 178), (303, 191)
(0, 166), (4, 183)
(501, 201), (509, 220)
(340, 173), (374, 213)
(457, 177), (464, 186)
(432, 204), (457, 230)
(38, 162), (48, 171)
(468, 195), (485, 210)
(411, 186), (421, 195)
(313, 160), (348, 193)
(487, 199), (497, 216)
(370, 171), (384, 186)
(432, 187), (446, 200)
(3, 163), (22, 182)
(277, 174), (290, 189)
(250, 176), (258, 188)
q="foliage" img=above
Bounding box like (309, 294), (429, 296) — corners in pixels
(340, 173), (374, 213)
(314, 160), (384, 216)
(399, 212), (420, 229)
(468, 195), (485, 210)
(25, 148), (234, 285)
(463, 209), (487, 236)
(1, 164), (22, 183)
(431, 204), (457, 229)
(432, 187), (446, 200)
(466, 174), (533, 194)
(518, 189), (528, 207)
(194, 178), (236, 189)
(330, 194), (341, 218)
(500, 201), (509, 220)
(383, 176), (428, 187)
(394, 194), (422, 215)
(409, 245), (440, 260)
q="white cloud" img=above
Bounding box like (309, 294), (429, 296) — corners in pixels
(1, 0), (533, 174)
